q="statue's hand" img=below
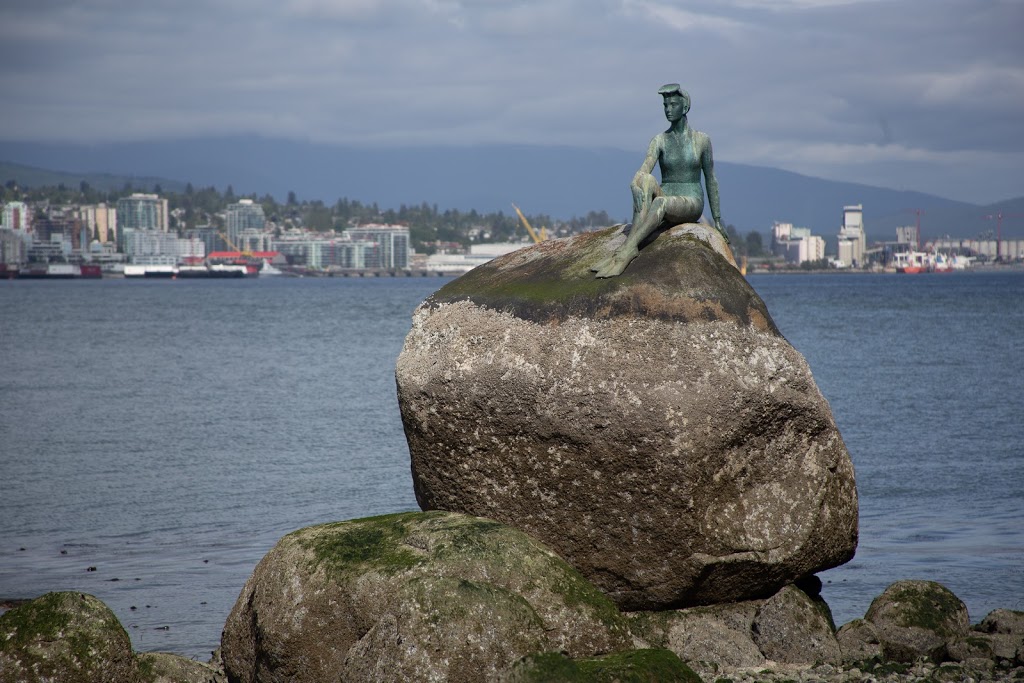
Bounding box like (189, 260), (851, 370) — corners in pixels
(715, 220), (730, 244)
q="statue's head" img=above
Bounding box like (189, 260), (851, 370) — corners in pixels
(658, 83), (690, 121)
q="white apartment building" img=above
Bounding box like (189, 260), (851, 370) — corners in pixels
(122, 229), (205, 265)
(2, 201), (31, 232)
(225, 199), (266, 249)
(343, 224), (410, 269)
(771, 222), (826, 265)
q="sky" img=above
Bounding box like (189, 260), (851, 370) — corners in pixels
(1, 0), (1022, 205)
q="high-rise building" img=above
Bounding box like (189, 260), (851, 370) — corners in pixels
(78, 203), (118, 244)
(225, 199), (265, 249)
(836, 204), (866, 268)
(2, 201), (31, 232)
(343, 224), (410, 269)
(117, 194), (168, 232)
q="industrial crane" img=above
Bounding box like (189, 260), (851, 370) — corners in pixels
(512, 204), (549, 244)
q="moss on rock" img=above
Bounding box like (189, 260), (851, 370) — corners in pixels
(0, 592), (140, 683)
(222, 511), (632, 683)
(428, 224), (777, 332)
(865, 580), (970, 663)
(502, 648), (701, 683)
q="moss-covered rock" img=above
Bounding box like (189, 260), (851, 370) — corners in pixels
(221, 511), (631, 683)
(500, 648), (702, 683)
(864, 580), (970, 663)
(0, 591), (140, 683)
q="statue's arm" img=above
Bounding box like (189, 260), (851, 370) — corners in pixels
(633, 136), (660, 183)
(700, 134), (723, 232)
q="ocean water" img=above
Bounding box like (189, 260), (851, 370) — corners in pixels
(0, 271), (1021, 659)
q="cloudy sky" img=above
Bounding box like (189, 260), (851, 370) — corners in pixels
(1, 0), (1022, 204)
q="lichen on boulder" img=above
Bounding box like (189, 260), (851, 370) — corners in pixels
(397, 224), (858, 610)
(220, 510), (631, 683)
(0, 591), (141, 683)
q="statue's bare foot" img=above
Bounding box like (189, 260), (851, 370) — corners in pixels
(590, 255), (614, 273)
(594, 248), (638, 278)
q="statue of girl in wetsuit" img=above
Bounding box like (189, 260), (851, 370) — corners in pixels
(593, 84), (729, 278)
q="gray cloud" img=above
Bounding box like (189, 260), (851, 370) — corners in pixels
(0, 0), (1021, 202)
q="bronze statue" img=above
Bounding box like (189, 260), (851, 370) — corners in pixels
(593, 84), (728, 278)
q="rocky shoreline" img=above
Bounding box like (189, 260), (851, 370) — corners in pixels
(1, 544), (1022, 682)
(4, 230), (1020, 682)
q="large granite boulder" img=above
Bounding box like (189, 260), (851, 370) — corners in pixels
(396, 224), (858, 610)
(221, 511), (631, 683)
(0, 592), (141, 683)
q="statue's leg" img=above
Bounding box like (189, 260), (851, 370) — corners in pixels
(592, 173), (660, 275)
(631, 172), (660, 226)
(595, 194), (667, 278)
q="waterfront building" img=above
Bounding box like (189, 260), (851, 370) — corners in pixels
(122, 229), (205, 265)
(225, 199), (266, 249)
(185, 227), (222, 257)
(1, 201), (31, 232)
(0, 228), (27, 265)
(33, 211), (86, 252)
(77, 203), (118, 244)
(272, 236), (378, 269)
(27, 234), (72, 263)
(116, 193), (168, 232)
(770, 222), (826, 265)
(423, 242), (527, 274)
(836, 204), (866, 268)
(236, 228), (273, 254)
(343, 224), (410, 269)
(931, 238), (1024, 261)
(896, 225), (919, 250)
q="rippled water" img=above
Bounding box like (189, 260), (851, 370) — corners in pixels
(1, 271), (1021, 659)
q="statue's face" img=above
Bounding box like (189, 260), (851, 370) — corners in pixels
(663, 94), (687, 122)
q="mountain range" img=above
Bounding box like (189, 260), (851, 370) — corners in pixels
(2, 136), (1022, 243)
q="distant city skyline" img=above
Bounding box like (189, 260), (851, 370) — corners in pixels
(1, 1), (1022, 205)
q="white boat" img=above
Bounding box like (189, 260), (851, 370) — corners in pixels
(261, 260), (284, 276)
